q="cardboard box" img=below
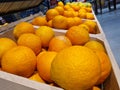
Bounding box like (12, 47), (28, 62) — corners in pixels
(0, 13), (120, 90)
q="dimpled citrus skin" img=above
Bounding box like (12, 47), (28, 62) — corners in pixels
(1, 46), (36, 78)
(51, 46), (101, 90)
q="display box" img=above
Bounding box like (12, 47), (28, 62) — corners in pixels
(0, 14), (120, 90)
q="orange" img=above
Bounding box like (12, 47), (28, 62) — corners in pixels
(64, 5), (71, 10)
(32, 16), (47, 26)
(74, 17), (83, 26)
(55, 6), (64, 15)
(51, 46), (101, 90)
(67, 17), (76, 29)
(35, 26), (55, 48)
(13, 22), (35, 39)
(78, 12), (86, 19)
(73, 11), (79, 17)
(1, 46), (36, 78)
(85, 7), (92, 12)
(86, 13), (94, 20)
(93, 86), (101, 90)
(63, 11), (74, 17)
(58, 1), (64, 7)
(84, 20), (97, 34)
(52, 15), (67, 29)
(29, 72), (45, 83)
(48, 35), (72, 52)
(46, 9), (59, 21)
(47, 20), (53, 27)
(66, 26), (90, 45)
(78, 24), (90, 31)
(0, 38), (17, 65)
(84, 40), (105, 52)
(37, 51), (57, 83)
(17, 33), (42, 55)
(95, 51), (111, 85)
(71, 5), (80, 11)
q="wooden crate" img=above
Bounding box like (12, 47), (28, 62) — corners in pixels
(0, 13), (120, 90)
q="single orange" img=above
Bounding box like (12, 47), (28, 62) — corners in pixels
(55, 6), (64, 15)
(78, 24), (90, 31)
(0, 38), (17, 65)
(52, 15), (67, 29)
(86, 13), (94, 20)
(37, 51), (57, 83)
(95, 51), (111, 85)
(13, 22), (35, 39)
(48, 35), (72, 52)
(32, 16), (47, 26)
(84, 40), (105, 52)
(47, 20), (53, 27)
(29, 72), (45, 83)
(74, 17), (83, 26)
(51, 46), (101, 90)
(1, 46), (36, 77)
(46, 9), (59, 21)
(17, 33), (42, 55)
(35, 26), (55, 48)
(66, 26), (90, 45)
(67, 17), (76, 29)
(63, 11), (74, 17)
(83, 20), (97, 34)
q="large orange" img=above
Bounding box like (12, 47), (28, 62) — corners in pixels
(86, 13), (94, 20)
(1, 46), (36, 78)
(46, 9), (59, 21)
(37, 51), (57, 83)
(58, 1), (64, 7)
(17, 33), (42, 55)
(52, 15), (67, 29)
(13, 22), (35, 39)
(32, 16), (47, 26)
(66, 26), (90, 45)
(78, 24), (90, 32)
(93, 86), (101, 90)
(95, 51), (111, 85)
(35, 26), (55, 48)
(73, 17), (83, 26)
(48, 35), (72, 52)
(0, 38), (17, 65)
(51, 46), (101, 90)
(63, 11), (74, 17)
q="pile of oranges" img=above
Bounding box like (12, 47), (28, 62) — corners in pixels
(32, 1), (97, 34)
(0, 1), (112, 90)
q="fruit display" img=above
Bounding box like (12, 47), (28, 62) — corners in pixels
(0, 1), (119, 90)
(31, 1), (99, 33)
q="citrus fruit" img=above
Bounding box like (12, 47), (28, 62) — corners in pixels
(35, 26), (55, 48)
(78, 24), (90, 31)
(86, 13), (94, 20)
(78, 12), (86, 19)
(67, 17), (76, 29)
(66, 26), (90, 45)
(58, 1), (64, 7)
(52, 15), (67, 29)
(46, 9), (59, 21)
(29, 72), (45, 83)
(84, 40), (105, 52)
(63, 11), (74, 17)
(37, 51), (57, 83)
(47, 20), (53, 27)
(32, 16), (47, 26)
(95, 51), (111, 85)
(51, 46), (101, 90)
(84, 20), (97, 34)
(13, 22), (35, 39)
(74, 17), (82, 26)
(0, 38), (17, 65)
(55, 6), (64, 15)
(1, 46), (36, 78)
(17, 33), (42, 55)
(48, 35), (72, 52)
(93, 86), (101, 90)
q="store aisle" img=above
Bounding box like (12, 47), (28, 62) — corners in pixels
(96, 6), (120, 68)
